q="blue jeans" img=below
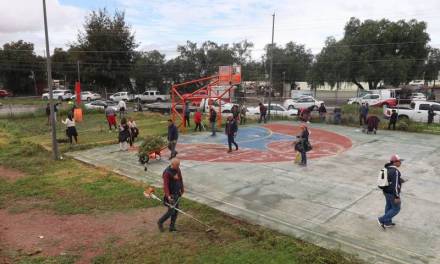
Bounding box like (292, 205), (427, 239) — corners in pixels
(379, 193), (401, 225)
(211, 122), (216, 136)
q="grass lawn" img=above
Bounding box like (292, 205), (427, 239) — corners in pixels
(0, 113), (364, 264)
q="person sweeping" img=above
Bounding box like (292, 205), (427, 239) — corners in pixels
(158, 158), (184, 232)
(62, 113), (78, 145)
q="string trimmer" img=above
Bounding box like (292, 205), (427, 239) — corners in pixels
(143, 187), (217, 233)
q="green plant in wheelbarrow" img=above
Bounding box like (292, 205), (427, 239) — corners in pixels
(138, 135), (167, 166)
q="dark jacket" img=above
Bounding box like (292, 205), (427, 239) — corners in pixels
(168, 124), (178, 141)
(382, 164), (402, 198)
(390, 112), (398, 122)
(225, 119), (238, 136)
(318, 105), (327, 113)
(360, 105), (368, 116)
(209, 109), (217, 123)
(259, 105), (267, 115)
(296, 129), (310, 152)
(162, 166), (184, 199)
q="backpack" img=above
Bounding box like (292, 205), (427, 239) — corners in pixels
(377, 167), (390, 189)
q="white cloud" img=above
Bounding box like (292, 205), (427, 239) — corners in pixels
(0, 0), (85, 53)
(1, 0), (440, 59)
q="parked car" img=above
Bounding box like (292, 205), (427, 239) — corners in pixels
(71, 91), (102, 102)
(0, 89), (13, 97)
(198, 98), (236, 113)
(348, 93), (397, 107)
(383, 101), (440, 123)
(84, 100), (118, 111)
(247, 103), (298, 117)
(410, 92), (427, 102)
(134, 90), (169, 102)
(42, 89), (72, 101)
(109, 91), (134, 102)
(283, 96), (324, 110)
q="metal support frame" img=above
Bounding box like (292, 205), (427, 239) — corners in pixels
(171, 66), (240, 132)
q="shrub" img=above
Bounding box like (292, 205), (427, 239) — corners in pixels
(397, 120), (409, 131)
(138, 135), (167, 163)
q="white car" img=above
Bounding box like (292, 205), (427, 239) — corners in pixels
(72, 91), (101, 102)
(410, 92), (427, 101)
(247, 104), (298, 117)
(110, 91), (133, 102)
(42, 89), (72, 101)
(134, 90), (170, 102)
(283, 96), (323, 110)
(84, 100), (118, 111)
(384, 101), (440, 123)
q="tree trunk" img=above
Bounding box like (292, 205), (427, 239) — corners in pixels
(352, 79), (364, 90)
(368, 81), (374, 90)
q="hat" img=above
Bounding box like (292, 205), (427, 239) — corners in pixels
(390, 154), (404, 163)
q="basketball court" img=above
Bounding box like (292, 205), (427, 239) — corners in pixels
(70, 122), (440, 264)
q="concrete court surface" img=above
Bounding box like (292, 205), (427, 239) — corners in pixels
(70, 122), (440, 264)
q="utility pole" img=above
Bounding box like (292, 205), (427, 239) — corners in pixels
(43, 0), (59, 160)
(268, 12), (275, 120)
(77, 60), (80, 82)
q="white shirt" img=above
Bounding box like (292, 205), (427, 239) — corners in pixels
(62, 118), (75, 127)
(128, 120), (137, 128)
(118, 100), (126, 110)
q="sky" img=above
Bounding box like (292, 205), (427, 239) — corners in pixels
(1, 0), (440, 59)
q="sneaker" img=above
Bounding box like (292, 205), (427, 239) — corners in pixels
(169, 227), (177, 232)
(235, 146), (239, 151)
(227, 150), (232, 153)
(157, 222), (164, 233)
(377, 218), (386, 230)
(384, 223), (396, 228)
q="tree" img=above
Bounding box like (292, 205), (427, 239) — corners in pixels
(425, 48), (440, 85)
(313, 17), (431, 90)
(131, 50), (165, 92)
(71, 9), (138, 92)
(265, 42), (313, 91)
(0, 40), (42, 95)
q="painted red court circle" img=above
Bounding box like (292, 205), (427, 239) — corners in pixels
(163, 124), (352, 163)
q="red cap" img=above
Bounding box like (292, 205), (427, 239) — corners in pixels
(390, 154), (404, 163)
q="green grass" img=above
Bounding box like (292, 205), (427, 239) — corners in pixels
(0, 111), (168, 152)
(0, 97), (50, 106)
(0, 113), (363, 264)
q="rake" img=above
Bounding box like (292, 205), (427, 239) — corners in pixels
(143, 187), (217, 233)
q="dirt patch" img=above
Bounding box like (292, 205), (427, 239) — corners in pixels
(0, 166), (26, 182)
(0, 207), (164, 263)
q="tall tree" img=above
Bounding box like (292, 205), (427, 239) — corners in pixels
(131, 50), (165, 92)
(71, 9), (138, 92)
(425, 48), (440, 85)
(265, 42), (313, 90)
(314, 17), (430, 90)
(0, 40), (42, 95)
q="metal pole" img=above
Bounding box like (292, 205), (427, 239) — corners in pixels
(43, 0), (59, 160)
(268, 13), (275, 120)
(77, 60), (80, 82)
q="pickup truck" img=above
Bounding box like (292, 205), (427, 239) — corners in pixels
(383, 101), (440, 123)
(348, 93), (397, 107)
(134, 90), (169, 102)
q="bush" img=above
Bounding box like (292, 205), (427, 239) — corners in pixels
(138, 135), (167, 163)
(397, 120), (409, 131)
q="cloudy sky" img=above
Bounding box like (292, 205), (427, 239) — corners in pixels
(1, 0), (440, 59)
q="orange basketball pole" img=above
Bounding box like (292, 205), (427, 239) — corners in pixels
(171, 66), (241, 132)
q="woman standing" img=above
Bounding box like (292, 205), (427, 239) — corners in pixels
(62, 113), (78, 145)
(296, 124), (310, 166)
(119, 117), (130, 151)
(127, 117), (138, 147)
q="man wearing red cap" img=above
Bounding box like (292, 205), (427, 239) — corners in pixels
(378, 154), (405, 229)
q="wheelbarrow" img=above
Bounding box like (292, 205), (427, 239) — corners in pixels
(138, 145), (168, 171)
